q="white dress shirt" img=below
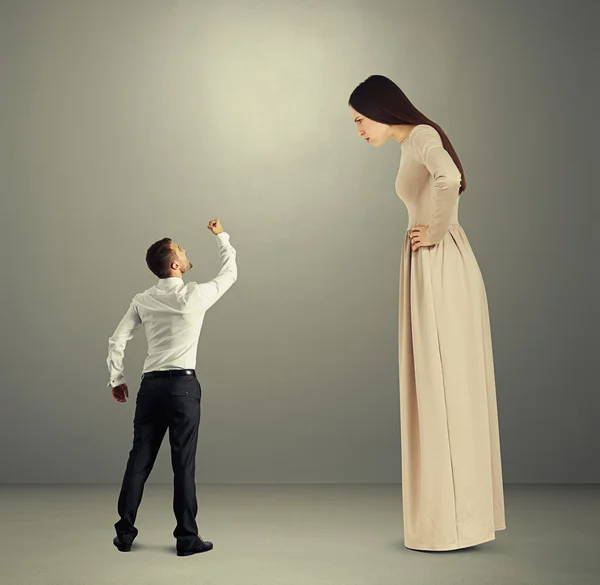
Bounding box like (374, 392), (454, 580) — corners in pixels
(107, 232), (237, 387)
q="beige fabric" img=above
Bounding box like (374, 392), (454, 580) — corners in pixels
(396, 125), (506, 551)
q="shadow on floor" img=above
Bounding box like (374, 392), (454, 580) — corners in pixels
(116, 543), (175, 555)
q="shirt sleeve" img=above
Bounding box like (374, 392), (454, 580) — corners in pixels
(194, 232), (238, 309)
(409, 125), (462, 244)
(106, 299), (142, 387)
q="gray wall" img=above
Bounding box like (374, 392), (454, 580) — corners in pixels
(2, 0), (598, 483)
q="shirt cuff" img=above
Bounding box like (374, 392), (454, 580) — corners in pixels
(216, 232), (230, 244)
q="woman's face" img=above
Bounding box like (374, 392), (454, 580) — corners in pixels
(350, 107), (390, 147)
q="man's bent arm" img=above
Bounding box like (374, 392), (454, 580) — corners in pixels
(195, 232), (238, 309)
(106, 300), (142, 387)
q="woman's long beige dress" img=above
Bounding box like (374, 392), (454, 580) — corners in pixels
(397, 125), (506, 551)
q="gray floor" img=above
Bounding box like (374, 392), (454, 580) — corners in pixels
(0, 484), (598, 585)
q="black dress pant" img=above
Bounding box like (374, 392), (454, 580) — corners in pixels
(114, 372), (202, 549)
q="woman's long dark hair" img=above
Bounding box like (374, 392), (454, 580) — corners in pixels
(349, 75), (466, 194)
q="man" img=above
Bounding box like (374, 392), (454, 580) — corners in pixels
(106, 218), (237, 557)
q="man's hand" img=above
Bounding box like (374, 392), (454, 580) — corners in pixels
(207, 218), (224, 235)
(409, 225), (433, 252)
(112, 383), (129, 403)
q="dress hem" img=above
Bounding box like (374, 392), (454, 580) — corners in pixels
(404, 525), (506, 551)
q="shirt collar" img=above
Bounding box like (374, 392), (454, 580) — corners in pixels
(157, 277), (183, 289)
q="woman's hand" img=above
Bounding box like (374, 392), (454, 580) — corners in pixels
(409, 225), (432, 252)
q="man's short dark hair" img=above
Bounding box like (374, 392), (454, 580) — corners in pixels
(146, 238), (175, 278)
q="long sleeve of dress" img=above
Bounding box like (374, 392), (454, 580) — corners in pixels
(409, 126), (462, 244)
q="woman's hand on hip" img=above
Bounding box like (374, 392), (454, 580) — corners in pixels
(409, 225), (432, 252)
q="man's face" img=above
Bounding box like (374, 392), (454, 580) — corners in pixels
(172, 243), (192, 273)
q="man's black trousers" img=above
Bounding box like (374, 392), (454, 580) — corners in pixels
(114, 371), (202, 549)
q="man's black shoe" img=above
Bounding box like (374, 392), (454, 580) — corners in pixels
(113, 536), (132, 552)
(177, 539), (213, 557)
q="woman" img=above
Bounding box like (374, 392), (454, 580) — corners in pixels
(349, 75), (505, 551)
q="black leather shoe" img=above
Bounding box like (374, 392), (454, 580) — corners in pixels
(113, 536), (132, 552)
(176, 539), (213, 557)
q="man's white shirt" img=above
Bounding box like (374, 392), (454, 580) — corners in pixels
(107, 232), (237, 387)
